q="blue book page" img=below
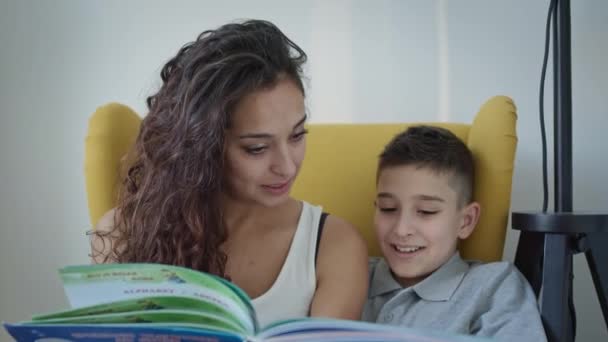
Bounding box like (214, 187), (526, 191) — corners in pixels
(4, 320), (493, 342)
(257, 318), (491, 342)
(3, 323), (246, 342)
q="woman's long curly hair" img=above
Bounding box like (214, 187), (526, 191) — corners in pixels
(93, 20), (307, 278)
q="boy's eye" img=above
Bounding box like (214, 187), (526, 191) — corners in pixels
(291, 129), (308, 141)
(418, 210), (438, 216)
(379, 207), (397, 213)
(244, 145), (267, 155)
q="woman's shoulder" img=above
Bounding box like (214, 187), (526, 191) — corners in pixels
(318, 212), (367, 257)
(324, 215), (361, 240)
(291, 199), (368, 257)
(90, 208), (120, 264)
(95, 208), (118, 233)
(299, 200), (363, 244)
(306, 205), (369, 319)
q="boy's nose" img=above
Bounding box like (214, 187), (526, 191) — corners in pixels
(393, 215), (415, 237)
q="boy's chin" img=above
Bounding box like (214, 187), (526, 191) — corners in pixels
(388, 266), (429, 287)
(384, 257), (424, 278)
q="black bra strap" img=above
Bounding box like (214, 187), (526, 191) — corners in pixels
(315, 212), (329, 264)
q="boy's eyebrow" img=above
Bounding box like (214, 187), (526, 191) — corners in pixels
(238, 114), (307, 139)
(377, 193), (445, 202)
(414, 194), (446, 202)
(376, 192), (395, 199)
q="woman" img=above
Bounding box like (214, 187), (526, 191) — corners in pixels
(90, 19), (368, 326)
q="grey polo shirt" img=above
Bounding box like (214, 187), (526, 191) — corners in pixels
(363, 253), (547, 342)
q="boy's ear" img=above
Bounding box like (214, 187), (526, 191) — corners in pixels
(458, 201), (481, 240)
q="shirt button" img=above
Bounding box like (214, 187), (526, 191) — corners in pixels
(383, 313), (394, 323)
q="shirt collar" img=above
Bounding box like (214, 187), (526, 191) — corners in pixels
(369, 252), (469, 302)
(412, 252), (469, 301)
(369, 258), (403, 297)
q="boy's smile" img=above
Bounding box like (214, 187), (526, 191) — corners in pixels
(374, 165), (479, 288)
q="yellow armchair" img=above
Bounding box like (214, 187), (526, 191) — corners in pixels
(291, 96), (517, 261)
(84, 103), (141, 228)
(85, 96), (517, 262)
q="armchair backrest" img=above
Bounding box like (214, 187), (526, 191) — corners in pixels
(291, 96), (518, 261)
(85, 96), (517, 262)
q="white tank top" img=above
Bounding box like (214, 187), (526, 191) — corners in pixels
(251, 201), (323, 327)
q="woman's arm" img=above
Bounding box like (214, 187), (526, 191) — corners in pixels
(310, 215), (369, 320)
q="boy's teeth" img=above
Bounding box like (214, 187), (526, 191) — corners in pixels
(395, 246), (423, 253)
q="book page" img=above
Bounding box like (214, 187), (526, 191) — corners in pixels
(60, 263), (257, 333)
(29, 309), (244, 334)
(4, 323), (246, 342)
(257, 318), (489, 342)
(32, 296), (249, 333)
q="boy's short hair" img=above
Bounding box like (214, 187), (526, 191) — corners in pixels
(378, 125), (475, 206)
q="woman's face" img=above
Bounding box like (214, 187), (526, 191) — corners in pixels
(224, 77), (307, 207)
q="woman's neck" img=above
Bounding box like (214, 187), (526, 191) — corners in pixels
(220, 194), (298, 234)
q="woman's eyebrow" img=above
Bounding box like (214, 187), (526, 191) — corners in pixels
(239, 114), (307, 139)
(292, 115), (307, 130)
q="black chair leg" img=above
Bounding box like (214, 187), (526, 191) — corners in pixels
(515, 231), (545, 296)
(539, 234), (574, 342)
(585, 232), (608, 330)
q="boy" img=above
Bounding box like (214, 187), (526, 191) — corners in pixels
(363, 125), (546, 341)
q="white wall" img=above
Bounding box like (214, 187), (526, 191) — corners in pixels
(1, 0), (606, 340)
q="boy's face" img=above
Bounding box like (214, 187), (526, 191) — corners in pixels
(374, 165), (479, 288)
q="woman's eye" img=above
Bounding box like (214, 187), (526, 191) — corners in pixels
(244, 145), (267, 155)
(379, 207), (397, 213)
(291, 129), (308, 141)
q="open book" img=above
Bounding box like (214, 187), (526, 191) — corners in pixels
(3, 263), (487, 341)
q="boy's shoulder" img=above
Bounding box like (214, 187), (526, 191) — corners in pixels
(462, 259), (532, 297)
(466, 259), (515, 279)
(467, 259), (521, 278)
(368, 255), (529, 298)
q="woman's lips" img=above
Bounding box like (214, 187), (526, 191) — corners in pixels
(261, 179), (292, 195)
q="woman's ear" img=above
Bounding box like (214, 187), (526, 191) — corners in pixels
(458, 201), (481, 240)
